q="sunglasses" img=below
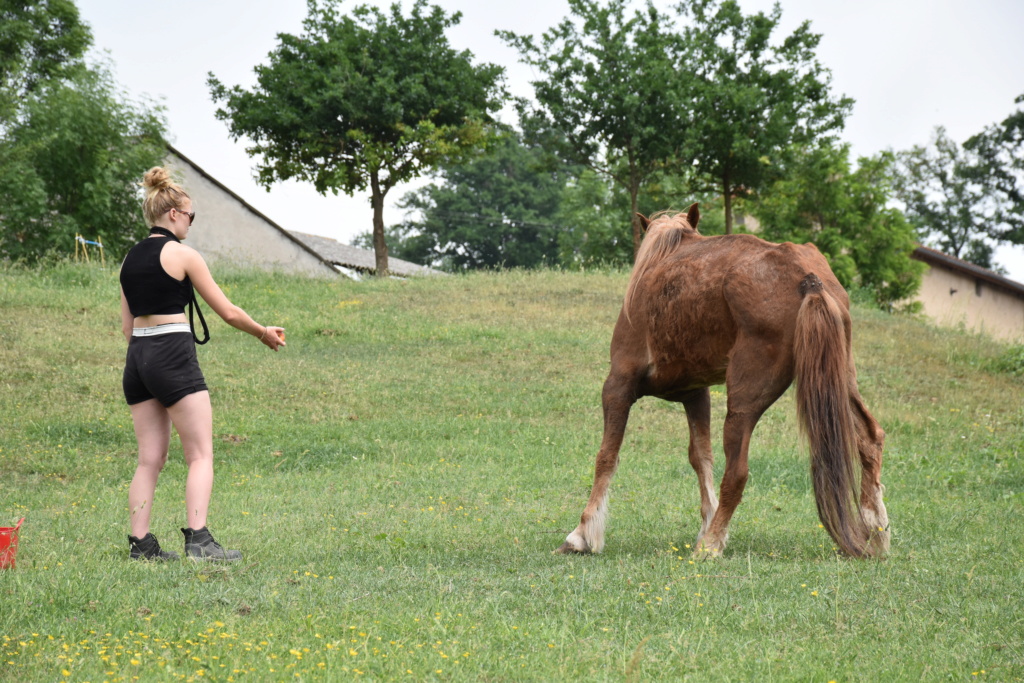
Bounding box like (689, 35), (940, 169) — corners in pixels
(166, 206), (195, 226)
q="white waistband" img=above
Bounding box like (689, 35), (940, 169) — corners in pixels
(132, 323), (191, 337)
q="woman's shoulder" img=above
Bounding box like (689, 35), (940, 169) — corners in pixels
(167, 242), (212, 277)
(163, 241), (202, 259)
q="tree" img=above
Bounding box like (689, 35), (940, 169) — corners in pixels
(894, 127), (1004, 268)
(0, 0), (92, 126)
(500, 0), (690, 255)
(0, 62), (168, 262)
(0, 2), (166, 263)
(963, 93), (1024, 245)
(368, 127), (571, 270)
(678, 0), (853, 234)
(368, 119), (718, 271)
(208, 0), (506, 276)
(554, 169), (636, 267)
(556, 168), (726, 267)
(755, 143), (923, 308)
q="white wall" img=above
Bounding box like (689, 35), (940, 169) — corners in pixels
(917, 266), (1024, 342)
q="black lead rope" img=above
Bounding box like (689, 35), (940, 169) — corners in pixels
(189, 292), (210, 345)
(149, 226), (210, 345)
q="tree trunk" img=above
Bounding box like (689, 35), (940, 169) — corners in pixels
(370, 170), (389, 277)
(722, 171), (733, 235)
(629, 182), (642, 259)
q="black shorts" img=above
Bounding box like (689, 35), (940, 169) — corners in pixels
(123, 332), (208, 407)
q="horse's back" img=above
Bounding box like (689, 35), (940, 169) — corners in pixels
(716, 235), (847, 327)
(637, 233), (841, 324)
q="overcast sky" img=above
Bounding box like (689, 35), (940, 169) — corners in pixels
(75, 0), (1024, 280)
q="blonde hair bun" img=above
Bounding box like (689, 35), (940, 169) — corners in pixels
(140, 166), (189, 225)
(142, 167), (173, 192)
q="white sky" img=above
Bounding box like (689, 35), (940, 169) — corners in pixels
(76, 0), (1024, 281)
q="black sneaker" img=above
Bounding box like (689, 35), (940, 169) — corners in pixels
(181, 526), (242, 561)
(129, 533), (180, 561)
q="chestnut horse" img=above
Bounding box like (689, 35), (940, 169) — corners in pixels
(556, 205), (889, 559)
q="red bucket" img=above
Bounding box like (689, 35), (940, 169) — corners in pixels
(0, 518), (24, 569)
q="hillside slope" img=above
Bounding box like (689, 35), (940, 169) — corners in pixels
(1, 263), (1021, 681)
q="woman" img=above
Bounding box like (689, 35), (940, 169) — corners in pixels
(120, 166), (285, 561)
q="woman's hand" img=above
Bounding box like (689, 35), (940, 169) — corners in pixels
(259, 326), (286, 351)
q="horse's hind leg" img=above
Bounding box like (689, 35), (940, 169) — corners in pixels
(556, 371), (637, 554)
(695, 342), (791, 559)
(850, 387), (890, 556)
(682, 389), (718, 543)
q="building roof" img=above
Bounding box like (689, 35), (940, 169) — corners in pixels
(912, 245), (1024, 299)
(289, 231), (444, 278)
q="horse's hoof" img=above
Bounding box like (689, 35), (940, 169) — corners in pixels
(554, 541), (591, 555)
(866, 527), (891, 558)
(692, 543), (723, 560)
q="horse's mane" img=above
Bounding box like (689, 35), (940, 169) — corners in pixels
(624, 211), (697, 322)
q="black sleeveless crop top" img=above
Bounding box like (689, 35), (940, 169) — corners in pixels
(120, 230), (193, 316)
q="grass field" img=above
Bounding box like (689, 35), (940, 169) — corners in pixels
(1, 262), (1022, 682)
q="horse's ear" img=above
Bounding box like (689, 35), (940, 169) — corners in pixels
(686, 203), (700, 230)
(636, 213), (651, 232)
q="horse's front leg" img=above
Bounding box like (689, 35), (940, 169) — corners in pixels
(556, 372), (637, 554)
(682, 388), (718, 543)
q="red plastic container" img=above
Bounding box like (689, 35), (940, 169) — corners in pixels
(0, 517), (24, 569)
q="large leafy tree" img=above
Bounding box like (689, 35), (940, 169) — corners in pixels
(0, 2), (166, 263)
(678, 0), (852, 234)
(963, 94), (1024, 246)
(0, 62), (167, 262)
(208, 0), (506, 276)
(894, 127), (1005, 268)
(371, 127), (572, 270)
(755, 143), (924, 308)
(0, 0), (91, 126)
(500, 0), (689, 255)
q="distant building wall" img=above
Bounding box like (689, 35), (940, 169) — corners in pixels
(912, 247), (1024, 343)
(165, 147), (337, 278)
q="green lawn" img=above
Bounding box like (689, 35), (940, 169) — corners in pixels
(1, 262), (1022, 682)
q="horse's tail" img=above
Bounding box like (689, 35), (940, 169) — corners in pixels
(794, 273), (868, 558)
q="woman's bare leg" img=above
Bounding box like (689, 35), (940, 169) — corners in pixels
(128, 399), (171, 538)
(167, 390), (215, 530)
